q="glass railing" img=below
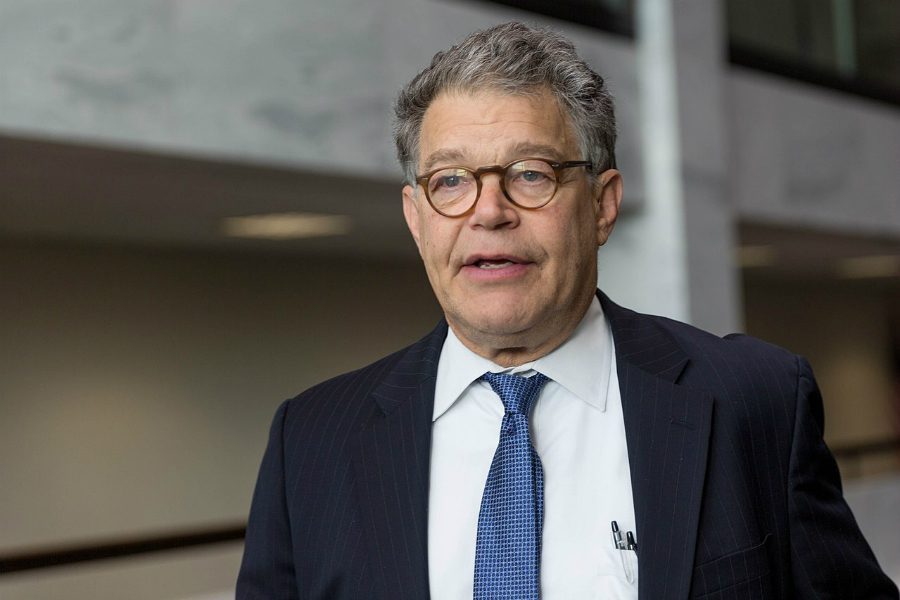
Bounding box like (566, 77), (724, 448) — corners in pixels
(0, 523), (244, 600)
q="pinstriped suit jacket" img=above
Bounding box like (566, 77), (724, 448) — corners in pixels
(237, 291), (898, 600)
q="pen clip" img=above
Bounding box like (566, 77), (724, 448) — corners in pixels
(626, 531), (638, 552)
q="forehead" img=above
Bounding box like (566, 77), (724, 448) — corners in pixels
(418, 88), (579, 171)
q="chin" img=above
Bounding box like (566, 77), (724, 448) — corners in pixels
(459, 308), (540, 340)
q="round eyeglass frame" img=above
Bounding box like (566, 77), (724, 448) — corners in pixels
(414, 157), (593, 217)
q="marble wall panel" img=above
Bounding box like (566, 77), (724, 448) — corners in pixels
(0, 0), (643, 183)
(730, 70), (900, 237)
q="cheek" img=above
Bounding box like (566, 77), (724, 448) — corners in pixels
(432, 218), (463, 253)
(545, 214), (596, 269)
(419, 220), (455, 269)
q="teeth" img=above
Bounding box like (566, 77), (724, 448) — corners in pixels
(478, 260), (513, 269)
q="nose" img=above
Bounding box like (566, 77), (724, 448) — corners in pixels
(468, 173), (520, 230)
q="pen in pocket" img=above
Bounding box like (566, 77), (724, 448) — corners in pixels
(610, 520), (637, 584)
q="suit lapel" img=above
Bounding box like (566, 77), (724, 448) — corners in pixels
(353, 321), (446, 600)
(600, 292), (714, 600)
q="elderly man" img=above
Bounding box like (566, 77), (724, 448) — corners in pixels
(237, 22), (897, 600)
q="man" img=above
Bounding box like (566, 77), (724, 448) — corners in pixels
(237, 22), (897, 600)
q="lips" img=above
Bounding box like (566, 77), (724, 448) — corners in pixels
(475, 259), (515, 269)
(459, 254), (534, 281)
(463, 254), (530, 269)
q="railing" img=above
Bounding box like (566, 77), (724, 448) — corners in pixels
(0, 522), (245, 575)
(832, 436), (900, 479)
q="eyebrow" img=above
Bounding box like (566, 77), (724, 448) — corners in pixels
(421, 149), (468, 174)
(508, 143), (568, 161)
(420, 143), (569, 174)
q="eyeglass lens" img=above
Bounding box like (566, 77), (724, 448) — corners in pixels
(426, 159), (558, 215)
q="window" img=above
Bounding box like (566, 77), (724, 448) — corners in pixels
(476, 0), (634, 38)
(727, 0), (900, 105)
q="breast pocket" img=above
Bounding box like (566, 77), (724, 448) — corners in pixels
(690, 534), (773, 599)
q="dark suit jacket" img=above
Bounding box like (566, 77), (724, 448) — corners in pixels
(237, 291), (898, 599)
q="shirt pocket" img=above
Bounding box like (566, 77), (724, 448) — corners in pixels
(689, 533), (773, 599)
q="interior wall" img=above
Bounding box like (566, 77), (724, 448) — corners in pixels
(0, 240), (441, 552)
(743, 280), (899, 449)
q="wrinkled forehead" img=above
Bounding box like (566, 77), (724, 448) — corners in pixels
(417, 87), (581, 172)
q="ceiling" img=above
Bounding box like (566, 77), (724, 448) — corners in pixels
(3, 133), (899, 283)
(0, 134), (419, 260)
(740, 222), (900, 285)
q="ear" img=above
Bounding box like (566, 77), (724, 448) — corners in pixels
(593, 169), (623, 246)
(402, 184), (423, 254)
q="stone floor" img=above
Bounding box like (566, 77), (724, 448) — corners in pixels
(845, 472), (900, 584)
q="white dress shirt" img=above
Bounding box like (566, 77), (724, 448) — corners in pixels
(428, 298), (639, 599)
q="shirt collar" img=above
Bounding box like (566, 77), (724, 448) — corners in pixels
(433, 297), (612, 421)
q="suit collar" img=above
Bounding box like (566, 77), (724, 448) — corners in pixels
(369, 320), (446, 416)
(598, 290), (690, 383)
(600, 290), (714, 600)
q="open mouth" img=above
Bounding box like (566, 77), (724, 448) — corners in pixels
(462, 254), (532, 275)
(474, 259), (518, 270)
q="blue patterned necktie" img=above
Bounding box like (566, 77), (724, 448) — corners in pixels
(474, 371), (549, 600)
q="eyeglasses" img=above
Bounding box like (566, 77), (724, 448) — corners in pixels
(415, 157), (593, 217)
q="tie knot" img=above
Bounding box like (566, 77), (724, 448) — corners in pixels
(482, 372), (548, 415)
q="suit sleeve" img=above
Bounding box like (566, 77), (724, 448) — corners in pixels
(236, 400), (299, 600)
(788, 357), (898, 598)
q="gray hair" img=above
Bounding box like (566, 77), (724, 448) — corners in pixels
(393, 21), (616, 186)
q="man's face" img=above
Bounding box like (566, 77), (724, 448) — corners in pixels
(402, 88), (621, 362)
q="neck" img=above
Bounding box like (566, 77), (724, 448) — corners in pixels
(448, 294), (593, 367)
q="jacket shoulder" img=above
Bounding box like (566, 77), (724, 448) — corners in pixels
(599, 290), (800, 375)
(657, 314), (798, 365)
(623, 309), (806, 403)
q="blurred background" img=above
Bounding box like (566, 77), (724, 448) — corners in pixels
(1, 0), (898, 596)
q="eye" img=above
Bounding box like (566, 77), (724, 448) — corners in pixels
(508, 160), (556, 187)
(429, 169), (472, 194)
(437, 174), (462, 188)
(519, 170), (549, 184)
